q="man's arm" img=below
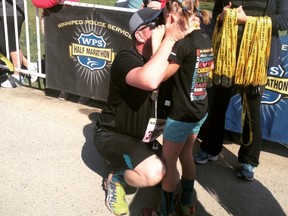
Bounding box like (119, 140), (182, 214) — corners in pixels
(126, 15), (198, 90)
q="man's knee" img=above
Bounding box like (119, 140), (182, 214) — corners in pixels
(141, 158), (166, 186)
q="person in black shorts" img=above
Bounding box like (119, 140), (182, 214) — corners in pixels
(94, 7), (197, 216)
(0, 0), (31, 88)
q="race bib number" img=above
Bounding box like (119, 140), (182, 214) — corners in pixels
(142, 118), (166, 143)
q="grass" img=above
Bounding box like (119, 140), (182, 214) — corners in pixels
(85, 0), (115, 5)
(22, 1), (116, 61)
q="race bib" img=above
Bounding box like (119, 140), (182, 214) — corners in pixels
(142, 118), (166, 143)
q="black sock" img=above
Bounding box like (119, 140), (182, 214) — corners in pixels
(161, 190), (174, 215)
(112, 170), (126, 185)
(181, 177), (195, 205)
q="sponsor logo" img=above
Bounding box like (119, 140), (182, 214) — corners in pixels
(264, 65), (288, 104)
(69, 32), (115, 70)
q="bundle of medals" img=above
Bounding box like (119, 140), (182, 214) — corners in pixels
(211, 9), (272, 146)
(211, 8), (272, 89)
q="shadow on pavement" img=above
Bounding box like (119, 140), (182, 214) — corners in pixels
(232, 132), (288, 158)
(80, 112), (287, 216)
(81, 112), (109, 178)
(262, 139), (288, 158)
(194, 140), (287, 216)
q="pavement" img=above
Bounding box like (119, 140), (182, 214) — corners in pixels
(0, 85), (287, 216)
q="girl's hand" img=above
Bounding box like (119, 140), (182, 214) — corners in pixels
(165, 14), (198, 42)
(151, 24), (166, 54)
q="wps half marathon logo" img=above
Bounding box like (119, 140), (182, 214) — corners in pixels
(262, 36), (288, 105)
(69, 32), (115, 70)
(263, 65), (288, 104)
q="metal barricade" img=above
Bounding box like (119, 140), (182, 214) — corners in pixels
(0, 0), (45, 82)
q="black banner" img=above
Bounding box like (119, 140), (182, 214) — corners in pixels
(45, 4), (134, 101)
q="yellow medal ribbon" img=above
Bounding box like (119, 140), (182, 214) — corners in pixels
(0, 53), (14, 72)
(212, 10), (272, 146)
(240, 90), (253, 146)
(212, 9), (272, 87)
(235, 16), (272, 86)
(212, 9), (238, 87)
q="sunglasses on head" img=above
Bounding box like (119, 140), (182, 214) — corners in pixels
(137, 21), (158, 31)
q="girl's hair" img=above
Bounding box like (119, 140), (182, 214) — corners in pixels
(165, 0), (211, 27)
(193, 0), (212, 25)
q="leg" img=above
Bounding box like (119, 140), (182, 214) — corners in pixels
(125, 154), (165, 187)
(162, 139), (184, 192)
(8, 15), (25, 77)
(10, 49), (23, 77)
(175, 132), (201, 216)
(180, 134), (197, 180)
(200, 85), (233, 155)
(160, 138), (184, 215)
(1, 49), (25, 88)
(106, 155), (165, 216)
(238, 91), (262, 167)
(1, 16), (25, 88)
(21, 54), (29, 69)
(94, 129), (164, 215)
(160, 118), (205, 216)
(160, 117), (192, 215)
(237, 88), (263, 181)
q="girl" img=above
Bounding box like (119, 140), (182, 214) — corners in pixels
(144, 0), (214, 215)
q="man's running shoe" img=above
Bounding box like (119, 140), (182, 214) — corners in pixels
(105, 172), (128, 215)
(174, 194), (195, 216)
(194, 150), (218, 164)
(237, 163), (255, 181)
